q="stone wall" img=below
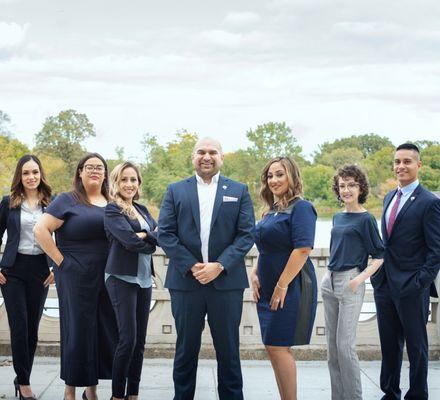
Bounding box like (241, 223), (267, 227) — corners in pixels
(1, 247), (439, 359)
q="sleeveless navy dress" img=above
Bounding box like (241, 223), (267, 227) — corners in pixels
(254, 199), (318, 346)
(47, 192), (117, 386)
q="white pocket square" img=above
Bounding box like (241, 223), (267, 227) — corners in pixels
(223, 196), (238, 202)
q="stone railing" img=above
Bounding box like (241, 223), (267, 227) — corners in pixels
(1, 247), (439, 359)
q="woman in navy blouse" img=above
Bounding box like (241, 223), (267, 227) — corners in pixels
(34, 153), (117, 400)
(250, 156), (318, 400)
(321, 165), (384, 400)
(0, 155), (53, 400)
(104, 162), (157, 400)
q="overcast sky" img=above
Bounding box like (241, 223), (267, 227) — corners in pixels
(1, 0), (440, 161)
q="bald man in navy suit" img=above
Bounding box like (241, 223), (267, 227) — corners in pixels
(158, 137), (255, 400)
(371, 143), (440, 400)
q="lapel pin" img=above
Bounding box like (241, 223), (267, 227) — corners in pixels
(222, 185), (227, 190)
(410, 196), (415, 201)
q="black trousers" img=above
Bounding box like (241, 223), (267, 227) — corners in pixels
(170, 286), (244, 400)
(0, 253), (49, 385)
(374, 281), (431, 400)
(106, 276), (152, 398)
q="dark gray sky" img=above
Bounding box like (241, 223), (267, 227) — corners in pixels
(1, 0), (440, 160)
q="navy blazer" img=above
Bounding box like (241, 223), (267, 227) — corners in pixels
(158, 175), (255, 291)
(104, 201), (157, 277)
(371, 184), (440, 298)
(0, 195), (51, 269)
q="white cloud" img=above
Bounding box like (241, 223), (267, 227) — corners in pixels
(223, 11), (261, 28)
(0, 22), (29, 50)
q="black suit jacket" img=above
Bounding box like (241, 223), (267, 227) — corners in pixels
(371, 184), (440, 298)
(104, 201), (157, 277)
(0, 195), (51, 269)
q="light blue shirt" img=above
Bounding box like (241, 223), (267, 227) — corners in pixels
(385, 179), (419, 229)
(105, 218), (152, 288)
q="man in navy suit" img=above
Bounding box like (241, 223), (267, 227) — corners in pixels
(158, 137), (255, 400)
(371, 143), (440, 400)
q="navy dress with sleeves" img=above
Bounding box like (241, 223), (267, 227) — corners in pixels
(47, 192), (117, 387)
(254, 199), (318, 346)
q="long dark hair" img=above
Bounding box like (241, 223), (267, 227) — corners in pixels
(259, 156), (303, 216)
(72, 152), (109, 205)
(10, 154), (52, 209)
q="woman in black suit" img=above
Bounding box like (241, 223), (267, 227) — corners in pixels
(0, 154), (53, 400)
(104, 161), (157, 400)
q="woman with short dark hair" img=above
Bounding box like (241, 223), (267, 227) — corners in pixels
(322, 164), (384, 400)
(34, 153), (117, 400)
(0, 154), (53, 400)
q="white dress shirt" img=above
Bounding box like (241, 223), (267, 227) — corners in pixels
(18, 202), (44, 255)
(196, 172), (220, 263)
(385, 179), (419, 229)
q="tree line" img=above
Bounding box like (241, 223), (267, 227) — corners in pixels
(1, 109), (439, 218)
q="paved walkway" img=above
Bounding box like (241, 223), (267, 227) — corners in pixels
(1, 357), (439, 399)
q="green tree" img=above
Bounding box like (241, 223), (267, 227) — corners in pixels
(318, 147), (364, 169)
(34, 109), (96, 174)
(246, 122), (304, 163)
(302, 164), (335, 203)
(141, 131), (198, 205)
(362, 146), (395, 193)
(0, 110), (11, 136)
(0, 135), (30, 194)
(315, 133), (393, 162)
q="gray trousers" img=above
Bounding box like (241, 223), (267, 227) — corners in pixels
(321, 268), (365, 400)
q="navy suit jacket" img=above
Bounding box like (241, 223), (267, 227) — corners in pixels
(104, 201), (157, 277)
(0, 195), (51, 269)
(158, 175), (255, 291)
(371, 184), (440, 298)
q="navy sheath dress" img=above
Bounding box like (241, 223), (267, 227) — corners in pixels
(47, 192), (117, 387)
(254, 199), (318, 346)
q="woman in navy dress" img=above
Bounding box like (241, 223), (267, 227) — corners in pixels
(250, 156), (317, 400)
(0, 155), (53, 400)
(34, 153), (117, 400)
(104, 162), (157, 400)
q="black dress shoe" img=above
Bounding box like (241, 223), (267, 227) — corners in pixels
(82, 391), (89, 400)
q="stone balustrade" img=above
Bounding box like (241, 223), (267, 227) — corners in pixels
(1, 247), (439, 359)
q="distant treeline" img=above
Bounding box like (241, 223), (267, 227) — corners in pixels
(1, 109), (439, 218)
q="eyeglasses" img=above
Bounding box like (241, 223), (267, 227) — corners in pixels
(83, 164), (105, 174)
(338, 182), (359, 191)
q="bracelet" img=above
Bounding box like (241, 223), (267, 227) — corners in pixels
(276, 282), (288, 290)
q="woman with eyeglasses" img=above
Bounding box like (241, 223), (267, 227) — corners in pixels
(321, 165), (384, 400)
(34, 153), (117, 400)
(104, 162), (157, 400)
(0, 155), (54, 400)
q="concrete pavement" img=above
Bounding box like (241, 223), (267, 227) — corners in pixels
(1, 357), (439, 399)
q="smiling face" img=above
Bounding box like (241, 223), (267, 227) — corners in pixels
(118, 167), (139, 202)
(337, 176), (361, 207)
(267, 161), (290, 198)
(192, 138), (224, 180)
(393, 149), (421, 187)
(21, 159), (41, 191)
(79, 156), (106, 190)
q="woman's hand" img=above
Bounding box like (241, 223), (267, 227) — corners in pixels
(250, 268), (261, 302)
(44, 271), (55, 287)
(0, 271), (6, 285)
(348, 276), (361, 293)
(270, 282), (288, 311)
(136, 232), (147, 239)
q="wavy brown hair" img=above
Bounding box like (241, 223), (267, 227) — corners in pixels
(72, 152), (109, 205)
(332, 164), (369, 204)
(10, 154), (52, 209)
(260, 156), (303, 216)
(109, 162), (142, 219)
